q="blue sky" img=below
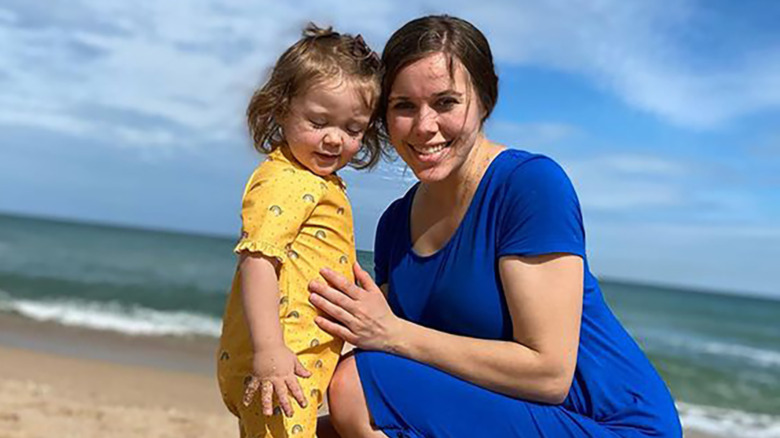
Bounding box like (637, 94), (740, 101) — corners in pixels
(1, 0), (779, 298)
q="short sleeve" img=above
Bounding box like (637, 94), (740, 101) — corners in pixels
(497, 156), (586, 258)
(234, 165), (323, 262)
(373, 198), (403, 286)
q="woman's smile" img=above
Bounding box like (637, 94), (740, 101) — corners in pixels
(406, 140), (453, 162)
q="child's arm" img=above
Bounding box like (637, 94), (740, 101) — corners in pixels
(239, 252), (311, 417)
(239, 253), (285, 349)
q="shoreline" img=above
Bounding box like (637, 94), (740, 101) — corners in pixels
(0, 312), (235, 437)
(0, 312), (218, 375)
(0, 313), (720, 438)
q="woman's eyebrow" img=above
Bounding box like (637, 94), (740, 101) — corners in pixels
(434, 90), (463, 97)
(389, 90), (463, 102)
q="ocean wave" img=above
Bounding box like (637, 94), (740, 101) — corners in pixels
(695, 341), (780, 368)
(638, 328), (780, 369)
(679, 402), (780, 438)
(0, 294), (221, 337)
(2, 295), (780, 436)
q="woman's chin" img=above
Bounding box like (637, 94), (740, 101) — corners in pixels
(412, 165), (454, 184)
(403, 147), (456, 183)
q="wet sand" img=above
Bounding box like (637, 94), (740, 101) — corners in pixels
(0, 313), (718, 438)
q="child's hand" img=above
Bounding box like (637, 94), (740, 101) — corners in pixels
(242, 345), (311, 417)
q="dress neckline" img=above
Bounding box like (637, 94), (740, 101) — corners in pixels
(405, 149), (509, 260)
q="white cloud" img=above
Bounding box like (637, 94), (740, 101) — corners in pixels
(554, 152), (767, 220)
(481, 117), (771, 222)
(2, 0), (778, 157)
(0, 1), (305, 151)
(486, 120), (693, 211)
(2, 0), (777, 296)
(456, 0), (780, 128)
(565, 154), (689, 211)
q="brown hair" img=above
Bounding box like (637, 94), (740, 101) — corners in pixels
(247, 23), (384, 169)
(379, 15), (498, 130)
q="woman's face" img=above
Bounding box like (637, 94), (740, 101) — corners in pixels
(386, 52), (484, 184)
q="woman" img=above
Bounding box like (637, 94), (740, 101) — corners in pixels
(309, 15), (682, 438)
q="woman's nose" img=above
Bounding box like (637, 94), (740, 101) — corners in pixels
(413, 106), (438, 136)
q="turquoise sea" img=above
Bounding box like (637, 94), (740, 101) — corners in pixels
(0, 213), (778, 437)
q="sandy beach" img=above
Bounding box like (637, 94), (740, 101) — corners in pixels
(0, 313), (718, 438)
(0, 314), (234, 438)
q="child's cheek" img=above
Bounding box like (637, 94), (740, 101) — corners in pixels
(303, 131), (322, 145)
(345, 138), (361, 160)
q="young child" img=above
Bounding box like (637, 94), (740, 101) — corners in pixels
(217, 24), (382, 438)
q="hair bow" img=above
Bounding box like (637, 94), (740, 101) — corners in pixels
(353, 34), (381, 68)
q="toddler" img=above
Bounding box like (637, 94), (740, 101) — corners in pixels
(217, 23), (382, 438)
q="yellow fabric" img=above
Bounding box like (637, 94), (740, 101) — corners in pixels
(217, 147), (356, 438)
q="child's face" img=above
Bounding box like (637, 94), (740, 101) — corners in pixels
(281, 79), (372, 176)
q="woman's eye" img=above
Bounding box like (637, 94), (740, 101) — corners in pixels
(436, 97), (459, 110)
(391, 101), (414, 111)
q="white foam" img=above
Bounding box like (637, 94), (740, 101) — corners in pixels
(679, 402), (780, 438)
(640, 328), (780, 369)
(2, 295), (780, 438)
(0, 296), (221, 337)
(696, 341), (780, 368)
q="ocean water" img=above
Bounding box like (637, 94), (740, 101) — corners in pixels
(0, 213), (778, 437)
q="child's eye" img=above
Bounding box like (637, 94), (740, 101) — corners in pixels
(346, 126), (365, 137)
(309, 120), (327, 129)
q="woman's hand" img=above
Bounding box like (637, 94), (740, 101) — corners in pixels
(308, 262), (403, 352)
(243, 345), (311, 417)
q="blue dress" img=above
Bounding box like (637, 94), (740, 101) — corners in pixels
(354, 150), (682, 438)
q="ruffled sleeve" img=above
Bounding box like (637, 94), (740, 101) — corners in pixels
(234, 163), (323, 263)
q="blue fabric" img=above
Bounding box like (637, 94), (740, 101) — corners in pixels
(356, 150), (681, 437)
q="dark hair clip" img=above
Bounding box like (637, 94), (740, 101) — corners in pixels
(352, 34), (381, 69)
(304, 23), (338, 39)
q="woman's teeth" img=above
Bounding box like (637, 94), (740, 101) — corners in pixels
(411, 142), (449, 155)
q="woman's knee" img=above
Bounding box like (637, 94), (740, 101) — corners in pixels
(328, 355), (373, 436)
(328, 356), (360, 420)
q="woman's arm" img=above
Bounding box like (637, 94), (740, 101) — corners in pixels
(394, 254), (582, 403)
(309, 254), (583, 404)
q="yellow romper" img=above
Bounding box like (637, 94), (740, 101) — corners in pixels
(217, 147), (356, 438)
